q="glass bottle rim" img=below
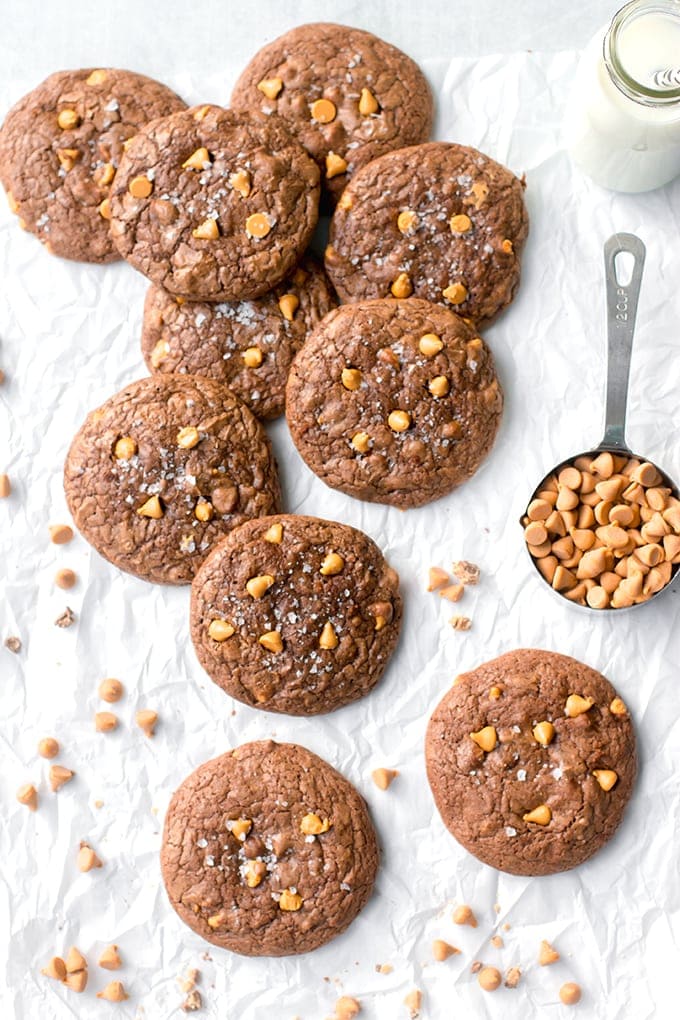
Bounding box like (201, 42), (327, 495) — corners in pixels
(604, 0), (680, 106)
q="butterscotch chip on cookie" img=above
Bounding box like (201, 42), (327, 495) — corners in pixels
(425, 649), (636, 875)
(160, 740), (379, 955)
(0, 69), (185, 262)
(190, 514), (401, 714)
(141, 257), (337, 420)
(230, 22), (433, 202)
(109, 105), (320, 301)
(285, 298), (502, 509)
(64, 376), (280, 585)
(325, 142), (528, 323)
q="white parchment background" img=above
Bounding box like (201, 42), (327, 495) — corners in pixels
(1, 2), (680, 1018)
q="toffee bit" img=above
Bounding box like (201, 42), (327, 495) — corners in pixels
(55, 607), (76, 628)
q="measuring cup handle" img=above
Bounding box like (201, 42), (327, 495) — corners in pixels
(600, 233), (646, 450)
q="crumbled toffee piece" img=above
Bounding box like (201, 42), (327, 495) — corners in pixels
(55, 607), (76, 628)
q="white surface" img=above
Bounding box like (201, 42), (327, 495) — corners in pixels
(2, 4), (680, 1019)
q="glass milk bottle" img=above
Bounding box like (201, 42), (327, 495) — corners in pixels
(564, 0), (680, 192)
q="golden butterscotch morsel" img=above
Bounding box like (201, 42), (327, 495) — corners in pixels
(589, 451), (614, 478)
(523, 804), (551, 825)
(38, 736), (60, 758)
(351, 431), (371, 454)
(193, 217), (220, 241)
(440, 583), (463, 602)
(470, 726), (497, 752)
(227, 817), (252, 841)
(245, 211), (272, 238)
(525, 521), (548, 547)
(95, 711), (118, 733)
(404, 989), (422, 1015)
(539, 940), (560, 965)
(176, 425), (200, 449)
(326, 151), (348, 179)
(228, 168), (251, 197)
(257, 76), (283, 99)
(99, 677), (124, 702)
(278, 293), (299, 321)
(609, 696), (628, 716)
(559, 982), (582, 1006)
(586, 585), (610, 610)
(452, 904), (477, 927)
(244, 860), (267, 888)
(49, 523), (74, 545)
(593, 769), (618, 791)
(194, 500), (214, 522)
(311, 98), (337, 123)
(77, 842), (103, 872)
(129, 174), (153, 199)
(17, 783), (38, 811)
(182, 147), (211, 171)
(137, 495), (164, 519)
(427, 566), (449, 591)
(558, 465), (582, 490)
(318, 621), (339, 650)
(94, 162), (115, 188)
(429, 375), (450, 398)
(98, 944), (122, 970)
(397, 209), (418, 235)
(334, 996), (361, 1019)
(300, 812), (331, 835)
(207, 911), (226, 929)
(57, 148), (81, 172)
(242, 346), (263, 368)
(565, 693), (594, 717)
(97, 981), (129, 1002)
(489, 685), (503, 699)
(57, 108), (80, 130)
(114, 435), (137, 460)
(41, 956), (67, 981)
(55, 568), (77, 590)
(358, 87), (379, 115)
(442, 282), (468, 305)
(278, 888), (303, 911)
(418, 332), (443, 357)
(86, 69), (108, 86)
(449, 213), (472, 234)
(49, 764), (75, 792)
(65, 969), (88, 993)
(320, 551), (344, 575)
(387, 409), (411, 432)
(259, 630), (283, 653)
(136, 709), (158, 737)
(478, 967), (502, 992)
(208, 619), (235, 642)
(527, 498), (552, 521)
(263, 522), (283, 544)
(501, 239), (514, 255)
(337, 190), (353, 211)
(432, 939), (460, 961)
(532, 721), (555, 746)
(536, 555), (558, 584)
(390, 272), (412, 298)
(246, 573), (275, 598)
(341, 367), (362, 390)
(371, 767), (398, 790)
(0, 473), (10, 498)
(64, 945), (87, 975)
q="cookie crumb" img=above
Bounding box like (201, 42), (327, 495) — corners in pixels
(452, 560), (480, 585)
(449, 615), (471, 631)
(55, 607), (76, 628)
(334, 996), (361, 1019)
(375, 963), (393, 974)
(490, 935), (503, 948)
(505, 966), (521, 988)
(4, 635), (21, 653)
(470, 960), (483, 974)
(181, 989), (203, 1012)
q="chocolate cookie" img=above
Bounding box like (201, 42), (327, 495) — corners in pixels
(190, 514), (401, 715)
(285, 298), (502, 509)
(0, 68), (185, 262)
(64, 375), (281, 584)
(109, 105), (320, 301)
(325, 142), (529, 324)
(231, 22), (433, 201)
(141, 257), (337, 420)
(161, 740), (379, 956)
(425, 649), (637, 876)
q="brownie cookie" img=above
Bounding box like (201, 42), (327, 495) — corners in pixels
(141, 257), (337, 420)
(190, 514), (401, 715)
(64, 375), (281, 584)
(109, 105), (320, 301)
(0, 68), (185, 262)
(231, 22), (433, 201)
(425, 649), (637, 876)
(161, 740), (379, 956)
(325, 142), (529, 324)
(285, 298), (502, 509)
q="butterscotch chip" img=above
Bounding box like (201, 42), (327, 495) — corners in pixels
(257, 77), (283, 99)
(429, 375), (450, 397)
(49, 524), (73, 545)
(182, 147), (210, 171)
(77, 843), (103, 871)
(129, 174), (153, 198)
(470, 726), (497, 752)
(419, 332), (443, 357)
(17, 783), (38, 810)
(388, 409), (411, 432)
(538, 939), (560, 965)
(278, 293), (299, 321)
(98, 945), (122, 970)
(390, 272), (412, 298)
(95, 711), (118, 733)
(49, 764), (75, 791)
(504, 966), (521, 988)
(371, 767), (398, 790)
(65, 970), (88, 993)
(258, 630), (283, 653)
(326, 151), (348, 179)
(55, 568), (77, 590)
(432, 939), (460, 961)
(427, 566), (449, 591)
(342, 367), (362, 390)
(136, 709), (158, 736)
(114, 435), (137, 459)
(559, 982), (582, 1006)
(193, 218), (219, 241)
(38, 736), (60, 759)
(241, 346), (263, 368)
(245, 212), (271, 239)
(229, 169), (251, 197)
(42, 956), (67, 981)
(137, 495), (164, 519)
(452, 904), (477, 927)
(335, 996), (361, 1019)
(0, 473), (10, 498)
(450, 213), (472, 233)
(397, 209), (418, 234)
(99, 678), (124, 702)
(97, 981), (129, 1002)
(311, 98), (336, 123)
(478, 966), (502, 992)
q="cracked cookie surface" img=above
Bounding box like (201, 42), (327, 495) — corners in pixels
(161, 740), (379, 955)
(64, 375), (281, 584)
(425, 649), (637, 876)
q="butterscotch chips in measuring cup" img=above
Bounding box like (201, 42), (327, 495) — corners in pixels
(286, 299), (502, 509)
(190, 514), (401, 715)
(230, 23), (432, 200)
(524, 453), (680, 607)
(425, 649), (637, 876)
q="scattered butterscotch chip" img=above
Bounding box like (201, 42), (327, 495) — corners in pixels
(55, 606), (76, 628)
(311, 98), (337, 123)
(227, 817), (252, 841)
(505, 966), (522, 989)
(65, 968), (88, 993)
(193, 218), (219, 241)
(55, 568), (77, 590)
(0, 473), (10, 498)
(442, 282), (468, 305)
(246, 573), (275, 598)
(207, 619), (235, 642)
(440, 583), (464, 602)
(78, 842), (103, 872)
(49, 765), (75, 792)
(279, 888), (303, 911)
(326, 152), (348, 179)
(5, 635), (21, 653)
(278, 293), (299, 321)
(245, 212), (272, 238)
(263, 522), (283, 544)
(57, 108), (80, 130)
(113, 435), (137, 460)
(593, 769), (618, 791)
(177, 425), (200, 449)
(97, 980), (129, 1002)
(257, 76), (283, 99)
(136, 709), (158, 737)
(49, 524), (73, 545)
(334, 996), (361, 1020)
(95, 711), (118, 733)
(182, 990), (203, 1012)
(539, 940), (560, 965)
(98, 945), (122, 970)
(532, 720), (555, 746)
(42, 956), (67, 981)
(523, 804), (551, 825)
(371, 767), (398, 790)
(452, 560), (480, 585)
(243, 860), (266, 888)
(429, 375), (450, 397)
(17, 783), (38, 811)
(182, 147), (210, 171)
(478, 966), (502, 992)
(559, 982), (582, 1006)
(341, 367), (362, 390)
(38, 736), (60, 759)
(319, 621), (339, 650)
(129, 174), (153, 198)
(391, 272), (412, 298)
(450, 615), (472, 631)
(453, 904), (477, 927)
(65, 946), (87, 974)
(320, 552), (344, 576)
(490, 935), (503, 948)
(427, 566), (449, 591)
(242, 346), (263, 368)
(300, 813), (331, 835)
(137, 495), (164, 519)
(470, 726), (497, 752)
(419, 332), (443, 357)
(489, 686), (503, 700)
(358, 87), (379, 115)
(388, 409), (411, 432)
(351, 431), (371, 454)
(432, 939), (460, 961)
(565, 694), (594, 717)
(98, 198), (112, 220)
(99, 678), (124, 703)
(259, 630), (283, 653)
(404, 989), (422, 1017)
(397, 209), (418, 234)
(449, 213), (472, 233)
(610, 696), (628, 716)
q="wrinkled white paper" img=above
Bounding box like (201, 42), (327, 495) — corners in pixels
(1, 47), (680, 1020)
